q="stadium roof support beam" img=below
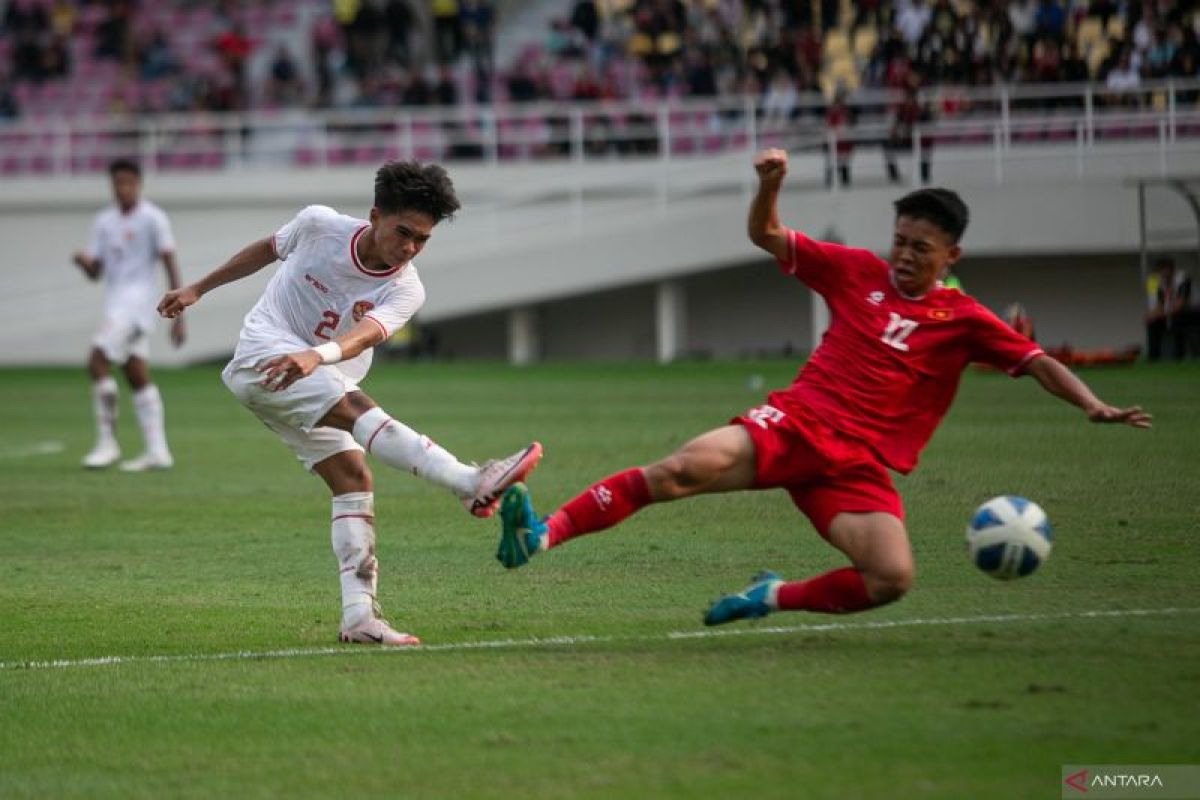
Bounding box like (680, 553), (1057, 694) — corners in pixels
(507, 307), (540, 366)
(655, 280), (686, 364)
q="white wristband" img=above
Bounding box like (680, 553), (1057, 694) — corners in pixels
(314, 342), (343, 365)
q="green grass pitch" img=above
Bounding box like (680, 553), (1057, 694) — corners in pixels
(0, 360), (1197, 798)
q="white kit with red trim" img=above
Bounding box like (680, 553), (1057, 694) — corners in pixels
(230, 204), (425, 384)
(86, 200), (177, 333)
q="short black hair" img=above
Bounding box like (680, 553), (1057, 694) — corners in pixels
(893, 187), (969, 243)
(374, 161), (460, 223)
(108, 158), (141, 178)
(1154, 255), (1176, 270)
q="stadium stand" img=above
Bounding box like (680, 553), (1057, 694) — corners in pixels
(0, 0), (1197, 174)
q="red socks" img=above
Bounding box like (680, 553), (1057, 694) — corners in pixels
(545, 467), (652, 548)
(776, 567), (876, 614)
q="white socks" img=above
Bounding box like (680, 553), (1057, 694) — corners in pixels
(92, 376), (119, 445)
(332, 492), (378, 630)
(351, 407), (477, 496)
(132, 384), (170, 457)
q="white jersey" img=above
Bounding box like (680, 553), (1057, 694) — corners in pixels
(86, 200), (176, 330)
(232, 205), (426, 384)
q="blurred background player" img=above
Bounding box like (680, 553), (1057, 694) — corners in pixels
(1145, 256), (1197, 361)
(72, 158), (184, 471)
(158, 161), (541, 647)
(495, 148), (1150, 625)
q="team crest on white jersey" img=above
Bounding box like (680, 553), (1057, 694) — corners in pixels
(352, 300), (376, 321)
(867, 291), (885, 305)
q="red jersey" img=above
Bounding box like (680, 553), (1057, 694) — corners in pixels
(770, 230), (1044, 474)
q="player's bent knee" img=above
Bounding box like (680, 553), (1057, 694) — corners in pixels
(863, 563), (914, 604)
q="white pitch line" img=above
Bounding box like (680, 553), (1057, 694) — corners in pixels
(1, 607), (1195, 673)
(0, 440), (65, 460)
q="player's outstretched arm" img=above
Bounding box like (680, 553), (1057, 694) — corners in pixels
(157, 237), (276, 320)
(72, 252), (101, 281)
(1024, 355), (1152, 428)
(747, 148), (791, 263)
(258, 318), (386, 393)
(160, 251), (187, 347)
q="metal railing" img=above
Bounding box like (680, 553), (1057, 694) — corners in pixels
(0, 78), (1197, 178)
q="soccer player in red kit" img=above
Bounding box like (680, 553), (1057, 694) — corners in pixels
(495, 147), (1151, 625)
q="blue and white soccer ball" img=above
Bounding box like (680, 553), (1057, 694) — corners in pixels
(966, 495), (1053, 580)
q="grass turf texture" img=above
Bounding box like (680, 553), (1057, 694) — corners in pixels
(0, 360), (1197, 799)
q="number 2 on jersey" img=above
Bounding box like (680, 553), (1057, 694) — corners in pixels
(881, 312), (918, 351)
(313, 310), (341, 340)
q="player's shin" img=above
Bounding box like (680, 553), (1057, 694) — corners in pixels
(351, 407), (476, 496)
(544, 467), (652, 547)
(331, 492), (378, 629)
(131, 384), (170, 457)
(776, 567), (877, 614)
(91, 376), (119, 444)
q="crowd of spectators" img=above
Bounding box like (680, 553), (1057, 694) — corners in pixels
(1, 0), (1199, 125)
(500, 0), (1200, 106)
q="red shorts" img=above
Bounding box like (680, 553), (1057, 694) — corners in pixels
(732, 402), (904, 538)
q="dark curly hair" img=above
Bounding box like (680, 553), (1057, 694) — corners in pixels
(374, 161), (461, 223)
(893, 187), (969, 243)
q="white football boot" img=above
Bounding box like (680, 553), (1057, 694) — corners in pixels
(82, 440), (121, 469)
(462, 441), (543, 518)
(119, 451), (174, 472)
(339, 616), (421, 647)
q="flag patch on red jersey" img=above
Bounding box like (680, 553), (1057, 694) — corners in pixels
(927, 308), (954, 321)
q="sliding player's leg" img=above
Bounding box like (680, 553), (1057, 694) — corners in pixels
(118, 352), (174, 471)
(704, 512), (913, 625)
(704, 459), (912, 625)
(495, 424), (758, 569)
(318, 390), (542, 518)
(83, 346), (120, 468)
(310, 448), (420, 647)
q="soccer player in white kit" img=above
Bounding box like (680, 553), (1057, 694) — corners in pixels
(157, 162), (542, 646)
(73, 159), (185, 471)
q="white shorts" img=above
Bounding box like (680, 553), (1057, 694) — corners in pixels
(92, 316), (150, 363)
(221, 359), (364, 471)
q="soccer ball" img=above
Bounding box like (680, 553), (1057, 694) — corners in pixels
(966, 495), (1053, 580)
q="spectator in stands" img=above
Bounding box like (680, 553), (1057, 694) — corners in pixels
(311, 12), (340, 108)
(762, 69), (798, 127)
(460, 0), (494, 75)
(885, 76), (934, 184)
(1087, 0), (1118, 29)
(0, 74), (18, 121)
(41, 32), (69, 80)
(897, 0), (933, 47)
(137, 28), (178, 82)
(823, 86), (856, 188)
(385, 0), (415, 67)
(1105, 48), (1142, 105)
(94, 0), (133, 62)
(345, 0), (388, 81)
(571, 0), (599, 43)
(402, 69), (435, 106)
(435, 66), (458, 106)
(432, 0), (462, 65)
(1146, 256), (1196, 361)
(1035, 0), (1067, 44)
(1061, 41), (1091, 83)
(820, 0), (840, 33)
(266, 46), (304, 107)
(1145, 23), (1179, 77)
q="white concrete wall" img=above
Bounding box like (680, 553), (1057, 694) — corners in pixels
(0, 144), (1195, 365)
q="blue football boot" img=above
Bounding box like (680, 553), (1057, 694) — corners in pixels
(703, 571), (783, 626)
